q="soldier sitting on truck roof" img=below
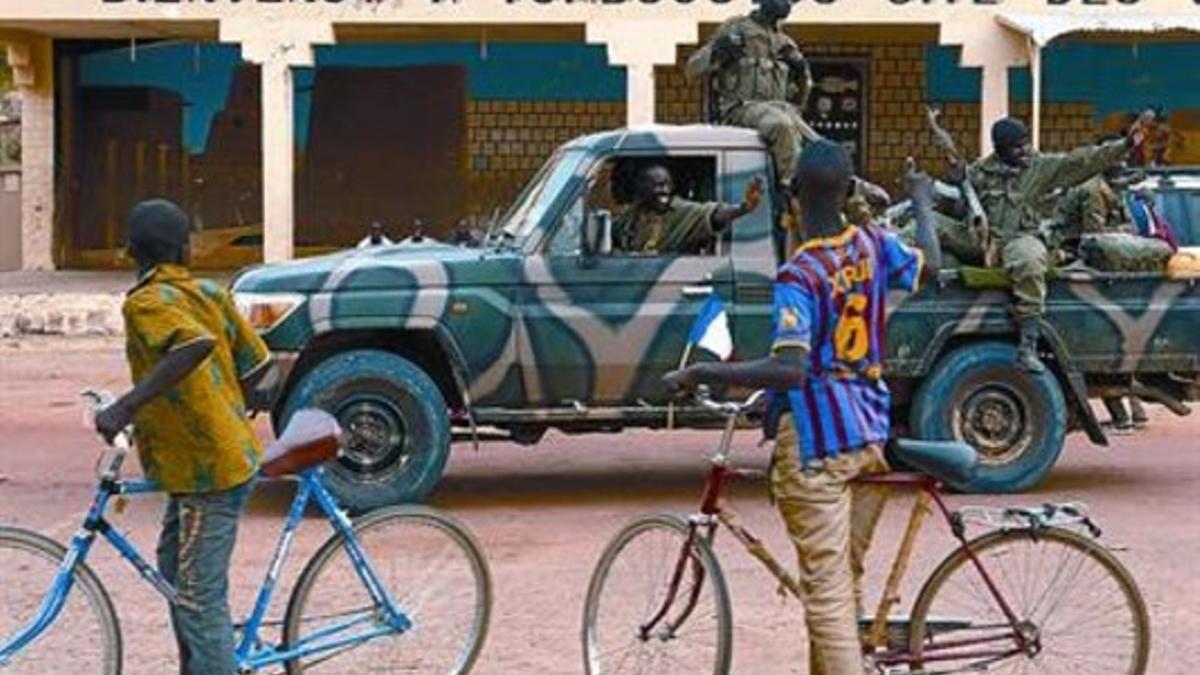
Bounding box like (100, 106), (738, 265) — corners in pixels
(685, 0), (813, 196)
(613, 164), (763, 255)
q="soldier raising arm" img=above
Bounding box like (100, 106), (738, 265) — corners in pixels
(614, 164), (763, 255)
(968, 115), (1150, 372)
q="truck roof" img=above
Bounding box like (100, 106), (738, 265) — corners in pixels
(563, 124), (767, 153)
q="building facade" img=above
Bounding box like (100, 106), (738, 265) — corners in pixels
(0, 0), (1197, 269)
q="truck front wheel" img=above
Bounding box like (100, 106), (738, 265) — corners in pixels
(910, 341), (1067, 493)
(279, 349), (451, 511)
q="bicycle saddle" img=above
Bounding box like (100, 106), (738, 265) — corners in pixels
(889, 439), (978, 487)
(260, 408), (343, 479)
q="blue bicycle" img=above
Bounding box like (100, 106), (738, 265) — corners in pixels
(0, 392), (492, 674)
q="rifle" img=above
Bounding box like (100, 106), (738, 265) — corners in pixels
(926, 105), (994, 266)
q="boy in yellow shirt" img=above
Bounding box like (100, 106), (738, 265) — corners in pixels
(95, 199), (272, 674)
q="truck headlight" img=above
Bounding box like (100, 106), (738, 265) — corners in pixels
(234, 292), (305, 333)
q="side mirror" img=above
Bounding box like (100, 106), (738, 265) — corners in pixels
(581, 209), (613, 262)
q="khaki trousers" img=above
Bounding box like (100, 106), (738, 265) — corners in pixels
(769, 415), (891, 675)
(1001, 234), (1050, 320)
(723, 101), (812, 188)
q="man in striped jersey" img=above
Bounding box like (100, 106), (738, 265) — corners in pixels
(664, 140), (942, 673)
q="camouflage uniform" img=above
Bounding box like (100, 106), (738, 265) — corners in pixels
(1054, 176), (1173, 272)
(967, 139), (1128, 318)
(1056, 175), (1133, 243)
(613, 198), (719, 254)
(686, 15), (814, 187)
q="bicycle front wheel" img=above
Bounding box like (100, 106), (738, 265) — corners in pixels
(0, 526), (121, 674)
(283, 506), (491, 675)
(908, 527), (1150, 674)
(582, 514), (732, 675)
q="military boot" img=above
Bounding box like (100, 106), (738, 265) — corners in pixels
(1016, 317), (1046, 373)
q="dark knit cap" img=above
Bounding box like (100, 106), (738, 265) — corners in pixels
(127, 199), (190, 264)
(791, 139), (854, 196)
(991, 117), (1029, 150)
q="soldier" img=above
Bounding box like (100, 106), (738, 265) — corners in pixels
(613, 164), (763, 255)
(685, 0), (813, 192)
(1053, 139), (1140, 247)
(968, 116), (1149, 372)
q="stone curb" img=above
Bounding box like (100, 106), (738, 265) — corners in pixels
(0, 293), (125, 338)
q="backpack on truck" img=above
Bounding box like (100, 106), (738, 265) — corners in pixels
(1079, 233), (1174, 273)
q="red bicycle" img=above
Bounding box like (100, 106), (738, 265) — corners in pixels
(581, 390), (1150, 674)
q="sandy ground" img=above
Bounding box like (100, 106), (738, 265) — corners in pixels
(0, 337), (1196, 674)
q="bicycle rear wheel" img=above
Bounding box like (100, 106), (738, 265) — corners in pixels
(283, 506), (491, 674)
(908, 527), (1150, 674)
(0, 526), (121, 674)
(582, 514), (731, 675)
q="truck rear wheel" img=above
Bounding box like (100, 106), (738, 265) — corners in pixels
(279, 349), (451, 511)
(910, 341), (1067, 493)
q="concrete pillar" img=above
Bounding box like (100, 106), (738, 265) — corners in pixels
(979, 63), (1010, 157)
(625, 62), (656, 127)
(7, 38), (55, 270)
(587, 20), (699, 128)
(946, 21), (1027, 158)
(259, 59), (295, 264)
(1028, 40), (1043, 151)
(222, 18), (331, 263)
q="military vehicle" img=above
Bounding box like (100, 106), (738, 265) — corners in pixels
(232, 125), (1200, 511)
(1136, 167), (1200, 244)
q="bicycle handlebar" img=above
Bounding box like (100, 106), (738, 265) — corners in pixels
(81, 388), (132, 481)
(691, 386), (767, 419)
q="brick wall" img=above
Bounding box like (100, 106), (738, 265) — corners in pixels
(465, 99), (625, 217)
(655, 42), (1105, 188)
(1012, 102), (1100, 152)
(656, 43), (947, 187)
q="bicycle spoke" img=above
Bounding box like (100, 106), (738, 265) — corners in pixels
(0, 530), (119, 675)
(584, 517), (730, 675)
(283, 508), (489, 675)
(910, 529), (1147, 675)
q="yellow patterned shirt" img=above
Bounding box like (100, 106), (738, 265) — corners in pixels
(122, 264), (270, 494)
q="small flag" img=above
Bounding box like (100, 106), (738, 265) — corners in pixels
(686, 295), (734, 361)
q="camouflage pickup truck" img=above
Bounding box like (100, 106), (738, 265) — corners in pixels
(232, 125), (1199, 511)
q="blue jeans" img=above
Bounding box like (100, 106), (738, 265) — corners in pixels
(156, 481), (253, 675)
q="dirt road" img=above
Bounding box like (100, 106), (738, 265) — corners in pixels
(1, 338), (1196, 674)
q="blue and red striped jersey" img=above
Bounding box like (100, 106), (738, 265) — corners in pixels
(768, 223), (923, 464)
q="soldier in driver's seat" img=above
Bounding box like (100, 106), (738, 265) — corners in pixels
(613, 164), (763, 255)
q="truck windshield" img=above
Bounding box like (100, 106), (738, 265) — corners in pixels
(499, 148), (587, 242)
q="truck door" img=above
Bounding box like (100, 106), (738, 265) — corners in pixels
(725, 149), (779, 362)
(519, 153), (735, 407)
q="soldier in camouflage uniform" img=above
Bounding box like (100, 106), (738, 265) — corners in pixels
(685, 0), (813, 191)
(1056, 160), (1160, 432)
(614, 164), (762, 254)
(968, 117), (1147, 372)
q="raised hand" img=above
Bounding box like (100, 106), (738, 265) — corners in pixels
(742, 175), (765, 213)
(1128, 109), (1157, 149)
(901, 157), (934, 203)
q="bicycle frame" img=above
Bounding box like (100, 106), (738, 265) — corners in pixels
(0, 468), (411, 672)
(639, 414), (1035, 670)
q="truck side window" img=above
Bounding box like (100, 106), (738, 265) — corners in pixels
(609, 155), (721, 257)
(545, 154), (721, 257)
